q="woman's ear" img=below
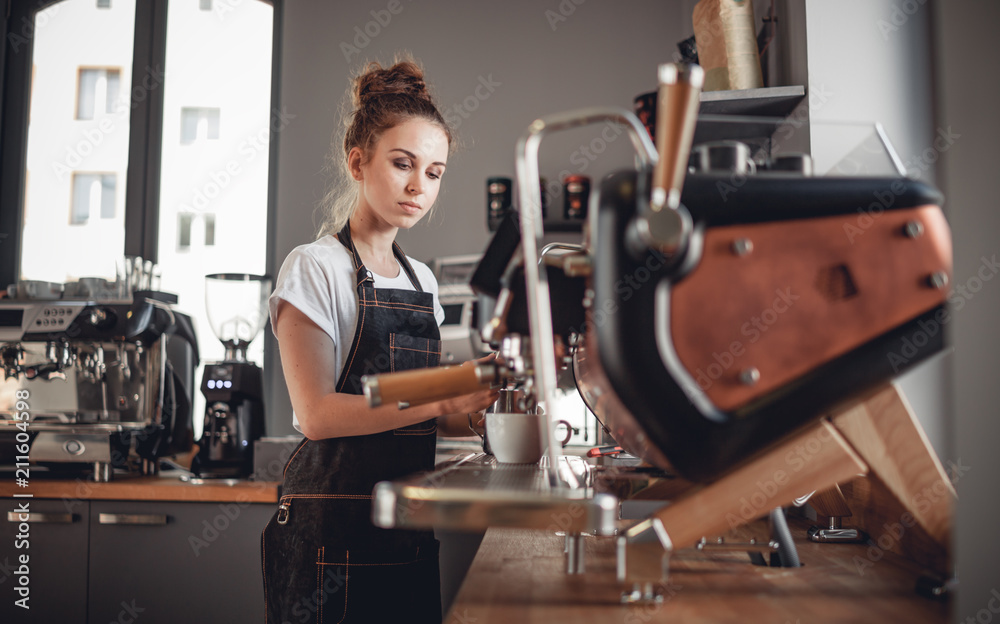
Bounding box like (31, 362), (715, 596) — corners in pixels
(347, 147), (365, 181)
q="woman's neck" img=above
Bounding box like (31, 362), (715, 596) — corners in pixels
(349, 212), (400, 277)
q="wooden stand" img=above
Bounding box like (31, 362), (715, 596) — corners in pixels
(622, 383), (954, 584)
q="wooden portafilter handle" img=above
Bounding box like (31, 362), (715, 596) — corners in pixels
(628, 63), (704, 261)
(362, 363), (500, 409)
(652, 63), (704, 211)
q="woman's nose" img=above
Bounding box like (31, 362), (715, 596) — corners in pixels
(407, 172), (424, 194)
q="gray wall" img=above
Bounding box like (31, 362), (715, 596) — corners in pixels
(934, 0), (1000, 618)
(267, 0), (707, 435)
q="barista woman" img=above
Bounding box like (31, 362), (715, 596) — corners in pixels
(262, 59), (498, 623)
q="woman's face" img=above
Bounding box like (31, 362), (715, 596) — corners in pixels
(352, 118), (449, 231)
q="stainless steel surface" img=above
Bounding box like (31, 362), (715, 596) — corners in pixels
(565, 532), (586, 574)
(514, 106), (657, 489)
(97, 513), (169, 526)
(808, 528), (866, 543)
(7, 512), (75, 523)
(371, 452), (618, 535)
(695, 537), (779, 553)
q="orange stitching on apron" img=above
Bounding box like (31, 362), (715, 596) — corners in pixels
(317, 547), (323, 624)
(337, 551), (349, 624)
(369, 301), (433, 312)
(374, 293), (432, 310)
(279, 494), (373, 502)
(390, 345), (437, 355)
(317, 558), (424, 567)
(389, 333), (395, 373)
(283, 439), (309, 479)
(338, 286), (367, 392)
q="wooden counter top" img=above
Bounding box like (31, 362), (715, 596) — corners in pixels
(446, 520), (949, 623)
(0, 473), (280, 503)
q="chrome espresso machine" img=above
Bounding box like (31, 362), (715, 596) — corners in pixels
(0, 283), (198, 481)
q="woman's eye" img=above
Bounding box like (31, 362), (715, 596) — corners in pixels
(394, 160), (411, 170)
(427, 172), (440, 180)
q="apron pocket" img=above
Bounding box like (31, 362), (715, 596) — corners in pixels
(390, 333), (441, 436)
(315, 540), (441, 624)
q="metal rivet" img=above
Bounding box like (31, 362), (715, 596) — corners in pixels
(927, 271), (949, 289)
(731, 238), (754, 256)
(739, 367), (761, 386)
(903, 220), (924, 238)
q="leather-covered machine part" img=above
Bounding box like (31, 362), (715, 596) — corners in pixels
(579, 170), (950, 482)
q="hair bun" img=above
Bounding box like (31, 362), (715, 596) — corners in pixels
(353, 59), (432, 108)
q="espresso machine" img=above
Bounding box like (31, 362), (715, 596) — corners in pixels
(0, 282), (199, 481)
(192, 273), (270, 478)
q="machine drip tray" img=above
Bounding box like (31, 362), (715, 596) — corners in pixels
(371, 453), (618, 535)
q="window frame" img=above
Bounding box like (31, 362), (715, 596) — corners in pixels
(0, 0), (282, 288)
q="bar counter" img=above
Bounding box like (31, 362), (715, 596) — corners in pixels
(446, 522), (949, 623)
(0, 471), (280, 503)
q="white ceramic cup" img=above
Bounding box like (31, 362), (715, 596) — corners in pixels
(485, 413), (573, 464)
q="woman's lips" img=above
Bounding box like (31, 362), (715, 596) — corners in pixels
(399, 202), (422, 214)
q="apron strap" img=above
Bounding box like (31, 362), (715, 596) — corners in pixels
(335, 223), (425, 292)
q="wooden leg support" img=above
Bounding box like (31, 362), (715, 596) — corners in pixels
(618, 420), (869, 592)
(830, 384), (955, 566)
(618, 384), (954, 590)
(646, 420), (869, 549)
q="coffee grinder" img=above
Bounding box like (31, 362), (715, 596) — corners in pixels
(192, 273), (270, 478)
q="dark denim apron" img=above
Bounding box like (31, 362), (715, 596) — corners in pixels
(262, 224), (442, 623)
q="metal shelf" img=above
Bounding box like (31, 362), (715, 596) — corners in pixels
(699, 85), (806, 117)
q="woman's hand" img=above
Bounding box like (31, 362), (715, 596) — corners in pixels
(434, 354), (500, 436)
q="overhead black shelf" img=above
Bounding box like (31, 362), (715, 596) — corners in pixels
(698, 85), (806, 117)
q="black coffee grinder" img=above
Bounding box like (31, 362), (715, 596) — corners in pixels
(192, 273), (270, 478)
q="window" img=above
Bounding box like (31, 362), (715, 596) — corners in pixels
(178, 213), (193, 249)
(71, 173), (116, 225)
(180, 107), (221, 144)
(4, 0), (275, 434)
(204, 213), (216, 246)
(77, 68), (121, 120)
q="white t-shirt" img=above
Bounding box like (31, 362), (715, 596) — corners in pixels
(269, 234), (444, 431)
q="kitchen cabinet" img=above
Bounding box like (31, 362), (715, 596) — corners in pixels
(88, 500), (273, 623)
(0, 478), (279, 623)
(0, 499), (89, 623)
